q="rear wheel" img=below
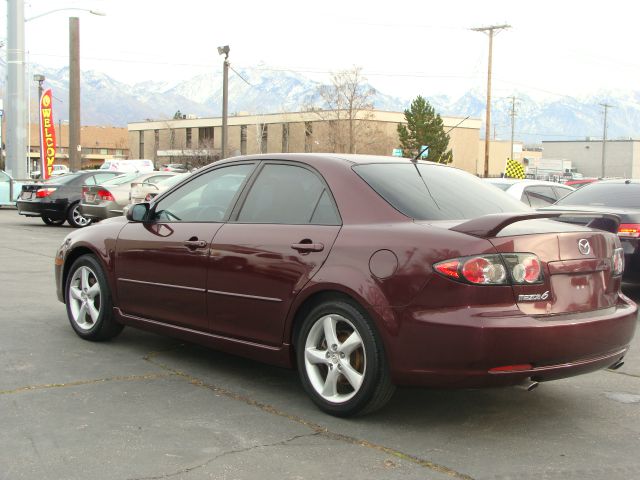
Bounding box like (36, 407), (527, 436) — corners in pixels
(42, 215), (65, 226)
(296, 299), (395, 417)
(67, 202), (92, 228)
(65, 254), (124, 341)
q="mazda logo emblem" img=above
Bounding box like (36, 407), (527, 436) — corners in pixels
(578, 239), (591, 255)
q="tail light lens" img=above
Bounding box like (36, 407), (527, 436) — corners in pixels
(36, 187), (57, 198)
(613, 248), (624, 276)
(434, 253), (544, 285)
(97, 189), (115, 201)
(618, 224), (640, 238)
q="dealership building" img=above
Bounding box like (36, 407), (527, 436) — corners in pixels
(127, 110), (525, 175)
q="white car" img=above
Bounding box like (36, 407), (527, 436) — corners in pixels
(484, 178), (575, 207)
(99, 159), (155, 173)
(50, 165), (70, 177)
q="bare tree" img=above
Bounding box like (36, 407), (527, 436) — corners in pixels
(314, 67), (377, 154)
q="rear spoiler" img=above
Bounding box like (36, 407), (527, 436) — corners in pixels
(451, 212), (620, 238)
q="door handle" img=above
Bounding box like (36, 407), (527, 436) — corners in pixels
(184, 239), (207, 249)
(291, 242), (324, 253)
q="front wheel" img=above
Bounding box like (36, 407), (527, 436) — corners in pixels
(296, 299), (395, 417)
(65, 254), (124, 341)
(67, 202), (92, 228)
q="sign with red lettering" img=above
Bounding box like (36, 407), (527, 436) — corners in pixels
(39, 89), (56, 180)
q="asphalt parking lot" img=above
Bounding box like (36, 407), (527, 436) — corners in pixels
(1, 208), (640, 480)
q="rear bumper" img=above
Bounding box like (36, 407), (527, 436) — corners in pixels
(387, 296), (637, 388)
(16, 199), (67, 220)
(80, 202), (122, 220)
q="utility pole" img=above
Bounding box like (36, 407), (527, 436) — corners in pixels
(69, 17), (81, 172)
(217, 45), (230, 160)
(471, 24), (511, 177)
(509, 96), (517, 162)
(6, 0), (27, 180)
(600, 103), (613, 178)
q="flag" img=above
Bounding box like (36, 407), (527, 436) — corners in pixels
(504, 159), (525, 179)
(39, 89), (57, 180)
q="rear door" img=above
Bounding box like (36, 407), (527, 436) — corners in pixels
(207, 162), (341, 346)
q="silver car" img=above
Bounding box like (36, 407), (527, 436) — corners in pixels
(80, 171), (177, 220)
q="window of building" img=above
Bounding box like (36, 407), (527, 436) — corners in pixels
(199, 127), (214, 147)
(260, 125), (268, 153)
(304, 122), (313, 153)
(139, 131), (144, 157)
(115, 149), (123, 156)
(282, 124), (289, 153)
(240, 125), (247, 155)
(186, 128), (192, 148)
(99, 148), (108, 155)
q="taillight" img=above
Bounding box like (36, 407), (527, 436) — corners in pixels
(613, 248), (624, 276)
(36, 187), (57, 198)
(434, 253), (544, 285)
(618, 224), (640, 238)
(97, 189), (115, 201)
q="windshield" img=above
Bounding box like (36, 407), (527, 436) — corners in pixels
(101, 172), (142, 186)
(354, 163), (530, 220)
(555, 182), (640, 208)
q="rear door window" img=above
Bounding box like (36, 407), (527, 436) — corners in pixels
(236, 164), (340, 225)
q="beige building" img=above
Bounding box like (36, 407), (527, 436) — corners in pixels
(128, 111), (491, 174)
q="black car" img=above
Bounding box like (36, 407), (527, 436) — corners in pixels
(17, 171), (121, 227)
(541, 179), (640, 281)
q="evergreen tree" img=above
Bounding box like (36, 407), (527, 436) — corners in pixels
(397, 96), (453, 163)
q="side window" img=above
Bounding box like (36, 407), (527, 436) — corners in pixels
(519, 191), (532, 206)
(154, 164), (254, 222)
(237, 164), (340, 225)
(525, 186), (556, 208)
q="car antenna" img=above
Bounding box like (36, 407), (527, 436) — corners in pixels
(412, 115), (471, 162)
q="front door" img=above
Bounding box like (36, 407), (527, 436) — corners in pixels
(115, 163), (256, 330)
(207, 163), (342, 346)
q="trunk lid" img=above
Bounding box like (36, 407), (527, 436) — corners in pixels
(489, 219), (621, 315)
(82, 185), (106, 205)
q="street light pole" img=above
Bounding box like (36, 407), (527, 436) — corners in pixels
(6, 0), (27, 179)
(218, 45), (230, 160)
(69, 17), (81, 172)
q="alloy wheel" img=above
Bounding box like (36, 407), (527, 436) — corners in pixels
(68, 266), (101, 330)
(303, 314), (366, 403)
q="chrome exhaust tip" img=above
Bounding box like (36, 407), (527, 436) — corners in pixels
(608, 359), (625, 371)
(516, 378), (539, 392)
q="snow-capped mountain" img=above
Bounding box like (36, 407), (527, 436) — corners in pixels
(1, 58), (639, 144)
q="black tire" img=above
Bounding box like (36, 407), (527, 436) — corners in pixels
(65, 254), (124, 341)
(42, 215), (65, 226)
(296, 298), (395, 417)
(67, 202), (92, 228)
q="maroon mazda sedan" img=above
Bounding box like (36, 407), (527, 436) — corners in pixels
(54, 154), (637, 416)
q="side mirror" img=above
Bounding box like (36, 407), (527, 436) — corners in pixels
(126, 202), (150, 222)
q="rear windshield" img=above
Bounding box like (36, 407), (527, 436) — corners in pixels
(102, 172), (141, 186)
(44, 173), (80, 184)
(353, 163), (530, 220)
(555, 183), (640, 208)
